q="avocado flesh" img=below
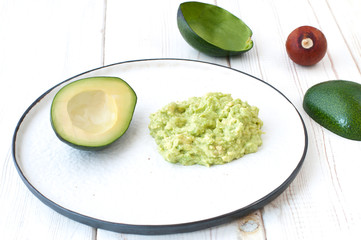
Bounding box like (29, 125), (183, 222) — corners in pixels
(303, 80), (361, 141)
(51, 77), (137, 150)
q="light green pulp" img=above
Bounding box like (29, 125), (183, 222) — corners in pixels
(149, 93), (263, 166)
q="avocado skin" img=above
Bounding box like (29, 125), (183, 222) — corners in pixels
(177, 2), (253, 57)
(50, 126), (105, 151)
(50, 117), (134, 151)
(303, 80), (361, 141)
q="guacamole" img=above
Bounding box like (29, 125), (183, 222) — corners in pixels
(148, 92), (263, 166)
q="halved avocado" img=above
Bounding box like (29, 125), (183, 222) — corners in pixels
(51, 76), (137, 150)
(303, 80), (361, 141)
(177, 1), (253, 57)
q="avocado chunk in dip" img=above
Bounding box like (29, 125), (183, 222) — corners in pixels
(148, 92), (263, 167)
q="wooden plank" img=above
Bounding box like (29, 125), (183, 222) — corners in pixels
(323, 0), (361, 78)
(0, 0), (106, 239)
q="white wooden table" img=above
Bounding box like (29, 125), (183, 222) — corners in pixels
(1, 0), (360, 239)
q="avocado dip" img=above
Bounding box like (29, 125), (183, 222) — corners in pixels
(148, 92), (263, 166)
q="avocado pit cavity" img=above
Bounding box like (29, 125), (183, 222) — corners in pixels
(67, 90), (117, 134)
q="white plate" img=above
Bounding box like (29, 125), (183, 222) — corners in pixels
(12, 59), (307, 235)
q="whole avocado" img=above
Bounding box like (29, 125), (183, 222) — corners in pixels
(303, 80), (361, 141)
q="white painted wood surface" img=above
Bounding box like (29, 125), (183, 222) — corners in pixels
(0, 0), (360, 239)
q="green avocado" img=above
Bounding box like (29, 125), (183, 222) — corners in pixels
(303, 80), (361, 141)
(177, 1), (253, 57)
(51, 76), (137, 150)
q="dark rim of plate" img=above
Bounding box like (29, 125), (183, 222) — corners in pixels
(11, 58), (308, 235)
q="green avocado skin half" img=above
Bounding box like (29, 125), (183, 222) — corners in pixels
(51, 123), (107, 151)
(50, 76), (137, 150)
(177, 1), (253, 57)
(303, 80), (361, 141)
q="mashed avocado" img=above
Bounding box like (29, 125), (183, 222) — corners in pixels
(148, 92), (263, 166)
